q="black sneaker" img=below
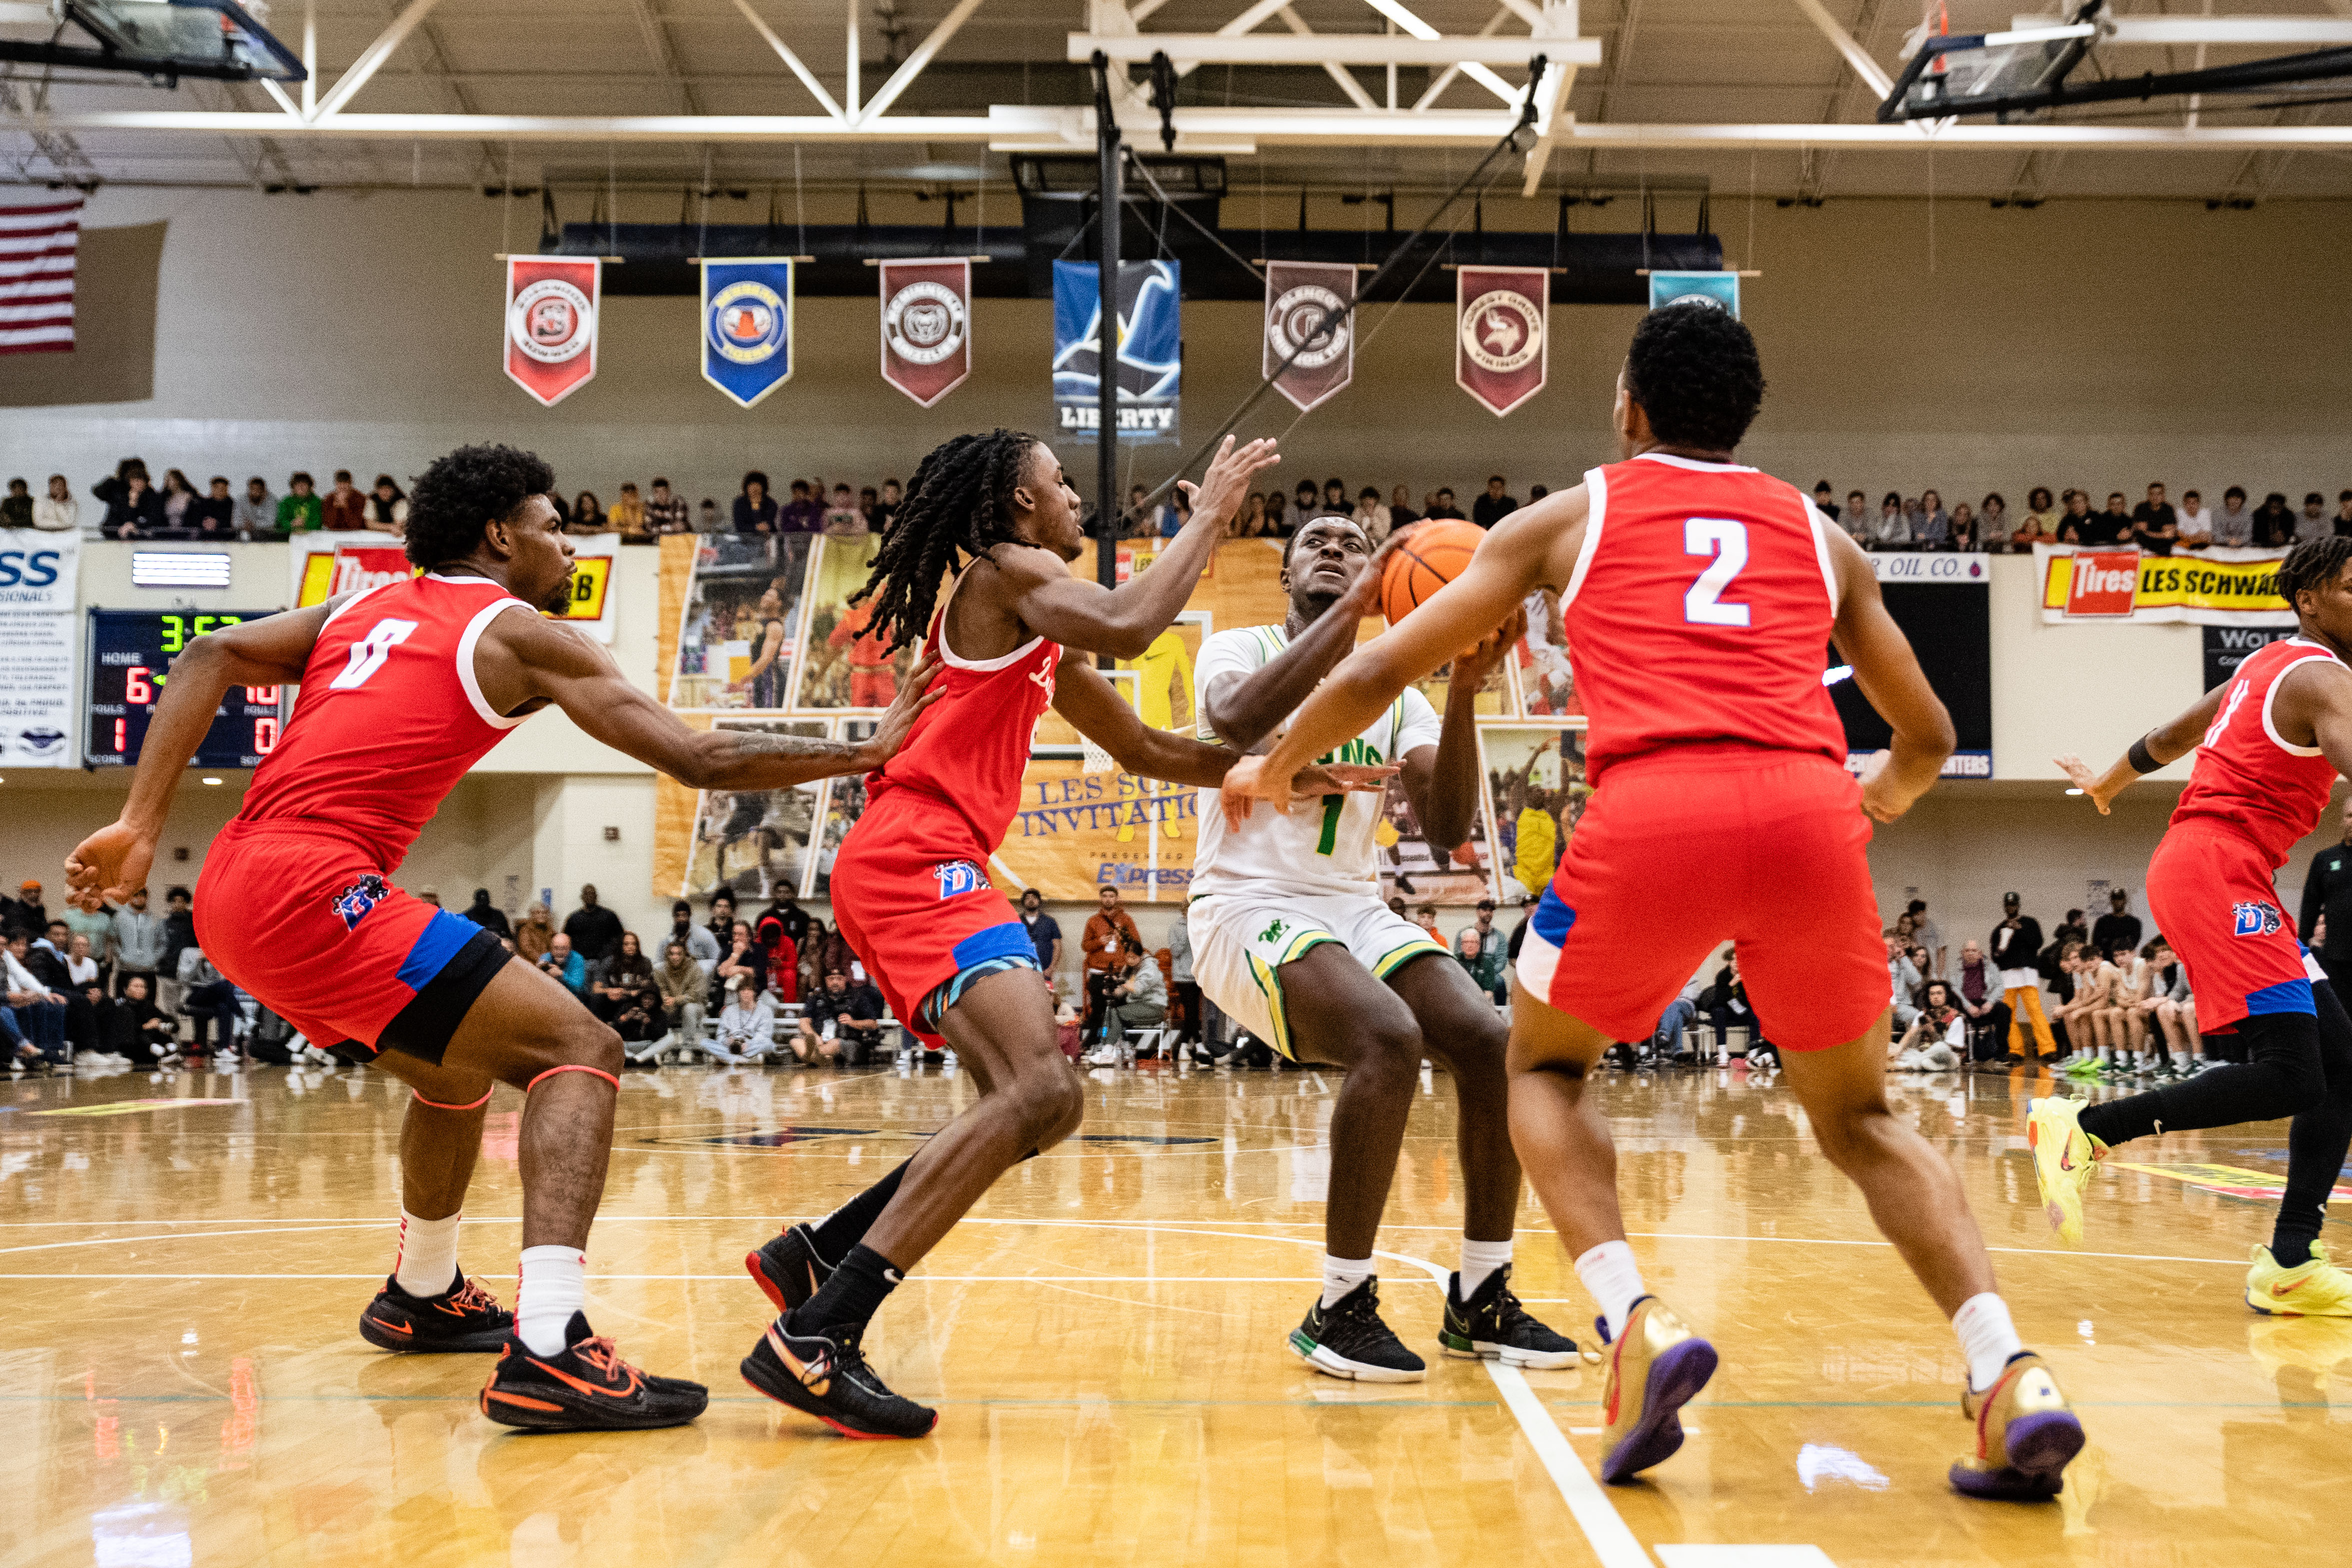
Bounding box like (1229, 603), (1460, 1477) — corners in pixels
(745, 1222), (834, 1316)
(478, 1312), (708, 1432)
(360, 1270), (513, 1353)
(1441, 1265), (1580, 1370)
(1289, 1279), (1426, 1382)
(741, 1315), (938, 1439)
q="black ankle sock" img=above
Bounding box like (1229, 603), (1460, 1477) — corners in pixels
(2268, 1223), (2320, 1267)
(2076, 1093), (2162, 1148)
(790, 1243), (901, 1338)
(807, 1159), (912, 1266)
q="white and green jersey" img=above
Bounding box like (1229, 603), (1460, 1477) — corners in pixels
(1190, 623), (1443, 900)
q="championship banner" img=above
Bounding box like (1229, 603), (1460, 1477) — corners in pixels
(0, 532), (79, 766)
(1262, 260), (1355, 413)
(701, 258), (794, 409)
(1455, 266), (1547, 418)
(878, 258), (970, 407)
(1647, 270), (1740, 317)
(292, 533), (620, 642)
(2035, 543), (2292, 627)
(502, 256), (599, 407)
(1052, 259), (1181, 440)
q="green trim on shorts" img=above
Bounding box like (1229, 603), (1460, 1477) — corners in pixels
(1245, 931), (1339, 1059)
(1369, 936), (1449, 981)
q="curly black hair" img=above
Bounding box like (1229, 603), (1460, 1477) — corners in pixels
(850, 428), (1041, 654)
(403, 444), (556, 570)
(2276, 535), (2352, 609)
(1622, 300), (1766, 454)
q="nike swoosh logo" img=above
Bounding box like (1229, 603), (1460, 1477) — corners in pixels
(774, 1327), (831, 1396)
(366, 1315), (413, 1336)
(2058, 1150), (2075, 1172)
(526, 1354), (643, 1402)
(2274, 1282), (2300, 1297)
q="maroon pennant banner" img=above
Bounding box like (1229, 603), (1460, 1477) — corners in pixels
(1455, 265), (1548, 418)
(503, 255), (599, 407)
(879, 257), (972, 407)
(1262, 260), (1355, 413)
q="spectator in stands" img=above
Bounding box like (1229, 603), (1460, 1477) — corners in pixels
(1317, 477), (1345, 516)
(1473, 475), (1518, 529)
(276, 472), (322, 534)
(1291, 478), (1322, 522)
(1262, 489), (1289, 537)
(538, 932), (587, 998)
(1701, 952), (1771, 1059)
(1649, 958), (1711, 1062)
(2253, 491), (2297, 547)
(109, 887), (159, 998)
(105, 974), (175, 1063)
(2054, 489), (2094, 542)
(1082, 886), (1142, 1033)
(1873, 491), (1910, 549)
(871, 479), (902, 532)
(1906, 898), (1946, 976)
(757, 886), (812, 957)
(1839, 488), (1871, 542)
(2337, 491), (2352, 537)
(609, 481), (647, 541)
(99, 462), (164, 538)
(1989, 892), (2054, 1060)
(1456, 927), (1508, 1006)
(2008, 504), (2052, 551)
(457, 888), (510, 937)
(366, 475), (408, 533)
(5, 880), (45, 937)
(183, 476), (232, 540)
(1352, 486), (1392, 544)
(230, 477), (272, 539)
(1086, 947), (1166, 1062)
(2176, 489), (2212, 547)
(568, 491), (605, 535)
(1911, 489), (1951, 549)
(320, 470), (367, 531)
(0, 477), (29, 529)
(2131, 483), (2178, 546)
(1885, 930), (1923, 1034)
(753, 902), (798, 1008)
(155, 885), (194, 1009)
(1947, 501), (1979, 552)
(2053, 907), (2089, 955)
(733, 472), (779, 534)
(34, 474), (76, 533)
(1168, 905), (1199, 1045)
(176, 943), (240, 1058)
(2211, 485), (2254, 545)
(655, 939), (704, 1043)
(1233, 493), (1270, 537)
(1425, 487), (1465, 521)
(778, 478), (823, 533)
(591, 932), (663, 1042)
(2092, 888), (2142, 955)
(1018, 888), (1062, 987)
(2095, 492), (2136, 544)
(2301, 491), (2333, 544)
(1387, 485), (1420, 530)
(712, 921), (766, 1008)
(562, 883), (622, 963)
(1414, 903), (1443, 945)
(1894, 981), (1966, 1071)
(696, 498), (721, 532)
(1979, 493), (2012, 551)
(705, 891), (738, 957)
(796, 968), (887, 1065)
(1453, 898), (1501, 963)
(715, 979), (774, 1063)
(1123, 484), (1163, 539)
(646, 478), (689, 535)
(2019, 486), (2059, 537)
(4, 930), (67, 1067)
(1952, 939), (2011, 1064)
(156, 468), (196, 534)
(514, 901), (554, 964)
(1812, 481), (1839, 521)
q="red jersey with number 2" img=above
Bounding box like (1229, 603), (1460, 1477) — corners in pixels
(1559, 452), (1846, 781)
(2172, 634), (2346, 867)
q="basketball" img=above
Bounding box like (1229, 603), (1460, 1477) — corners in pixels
(1378, 519), (1485, 626)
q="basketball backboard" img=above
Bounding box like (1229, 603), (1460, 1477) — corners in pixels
(0, 0), (304, 83)
(1880, 3), (2103, 122)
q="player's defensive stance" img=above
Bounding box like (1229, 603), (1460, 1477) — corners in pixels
(67, 445), (942, 1432)
(2048, 538), (2352, 1317)
(737, 431), (1390, 1438)
(1190, 514), (1577, 1379)
(1222, 304), (2084, 1500)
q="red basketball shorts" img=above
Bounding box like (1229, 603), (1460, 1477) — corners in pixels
(1513, 746), (1889, 1052)
(829, 786), (1037, 1047)
(2147, 823), (2314, 1033)
(194, 821), (505, 1059)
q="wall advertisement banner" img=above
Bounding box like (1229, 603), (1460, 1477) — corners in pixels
(1052, 259), (1181, 439)
(2203, 625), (2299, 689)
(290, 532), (619, 641)
(878, 257), (970, 407)
(2036, 542), (2292, 626)
(503, 255), (600, 407)
(0, 533), (78, 765)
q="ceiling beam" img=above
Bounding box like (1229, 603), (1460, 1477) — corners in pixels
(730, 0), (844, 118)
(1357, 0), (1538, 105)
(1278, 8), (1384, 113)
(312, 0), (447, 121)
(1074, 29), (1590, 67)
(1787, 0), (1893, 98)
(861, 0), (988, 124)
(1413, 6), (1514, 110)
(623, 0), (700, 116)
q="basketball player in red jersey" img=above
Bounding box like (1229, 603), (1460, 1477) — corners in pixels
(1223, 304), (2085, 1501)
(2047, 539), (2352, 1316)
(65, 445), (943, 1433)
(735, 430), (1392, 1439)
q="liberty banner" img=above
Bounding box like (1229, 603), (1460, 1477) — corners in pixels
(1455, 266), (1548, 417)
(701, 258), (794, 408)
(878, 258), (971, 407)
(502, 255), (599, 406)
(1052, 259), (1181, 439)
(2035, 543), (2292, 626)
(1262, 260), (1355, 412)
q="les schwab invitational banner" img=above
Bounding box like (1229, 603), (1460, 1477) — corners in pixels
(290, 533), (620, 642)
(2036, 542), (2292, 626)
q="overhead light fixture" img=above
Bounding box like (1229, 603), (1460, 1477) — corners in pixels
(2065, 787), (2084, 795)
(202, 776), (223, 786)
(131, 552), (232, 589)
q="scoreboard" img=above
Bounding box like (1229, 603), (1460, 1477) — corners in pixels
(1826, 572), (1995, 779)
(84, 610), (285, 769)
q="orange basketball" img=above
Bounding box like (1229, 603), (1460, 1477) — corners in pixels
(1379, 519), (1486, 627)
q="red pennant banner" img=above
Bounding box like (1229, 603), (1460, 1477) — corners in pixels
(503, 255), (599, 407)
(1262, 260), (1355, 413)
(1455, 265), (1548, 418)
(879, 257), (971, 407)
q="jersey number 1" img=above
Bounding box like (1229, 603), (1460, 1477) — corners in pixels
(330, 618), (420, 690)
(1682, 518), (1751, 627)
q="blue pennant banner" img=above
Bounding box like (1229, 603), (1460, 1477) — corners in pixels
(701, 258), (795, 408)
(1646, 270), (1740, 317)
(1052, 259), (1180, 440)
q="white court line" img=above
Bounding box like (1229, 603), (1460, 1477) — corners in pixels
(0, 1273), (1349, 1282)
(1489, 1364), (1655, 1568)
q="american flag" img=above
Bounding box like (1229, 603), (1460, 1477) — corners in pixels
(0, 197), (82, 355)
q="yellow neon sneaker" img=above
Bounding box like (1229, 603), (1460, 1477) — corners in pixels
(1950, 1351), (2084, 1501)
(1595, 1295), (1717, 1485)
(2246, 1242), (2352, 1317)
(2026, 1097), (2105, 1246)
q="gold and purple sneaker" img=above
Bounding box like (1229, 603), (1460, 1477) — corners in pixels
(1950, 1351), (2084, 1501)
(1595, 1295), (1717, 1484)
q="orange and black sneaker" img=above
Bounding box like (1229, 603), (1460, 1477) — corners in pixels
(745, 1222), (834, 1316)
(741, 1315), (937, 1440)
(359, 1271), (514, 1354)
(479, 1312), (708, 1432)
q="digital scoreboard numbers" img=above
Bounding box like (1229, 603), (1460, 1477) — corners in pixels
(85, 610), (285, 769)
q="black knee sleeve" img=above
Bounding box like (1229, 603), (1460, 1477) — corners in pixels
(2082, 1009), (2325, 1148)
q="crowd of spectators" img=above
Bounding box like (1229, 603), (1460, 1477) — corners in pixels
(1809, 479), (2352, 554)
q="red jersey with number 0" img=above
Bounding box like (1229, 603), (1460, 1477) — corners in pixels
(1558, 453), (1847, 782)
(233, 572), (535, 868)
(2171, 634), (2346, 867)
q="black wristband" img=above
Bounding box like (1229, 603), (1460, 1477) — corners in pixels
(2126, 736), (2162, 775)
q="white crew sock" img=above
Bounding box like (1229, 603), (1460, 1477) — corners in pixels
(392, 1209), (462, 1297)
(1320, 1254), (1376, 1309)
(516, 1246), (587, 1356)
(1574, 1240), (1646, 1341)
(1459, 1238), (1513, 1298)
(1953, 1292), (2025, 1393)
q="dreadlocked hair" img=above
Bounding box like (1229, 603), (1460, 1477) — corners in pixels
(850, 428), (1041, 653)
(2277, 535), (2352, 609)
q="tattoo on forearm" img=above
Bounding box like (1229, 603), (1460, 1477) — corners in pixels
(719, 732), (859, 762)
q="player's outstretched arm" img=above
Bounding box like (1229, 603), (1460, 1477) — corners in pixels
(1053, 652), (1393, 796)
(481, 608), (943, 790)
(1002, 436), (1280, 659)
(1401, 613), (1524, 853)
(1824, 528), (1956, 823)
(1201, 550), (1383, 752)
(65, 602), (336, 909)
(1224, 490), (1572, 816)
(2053, 681), (2228, 816)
